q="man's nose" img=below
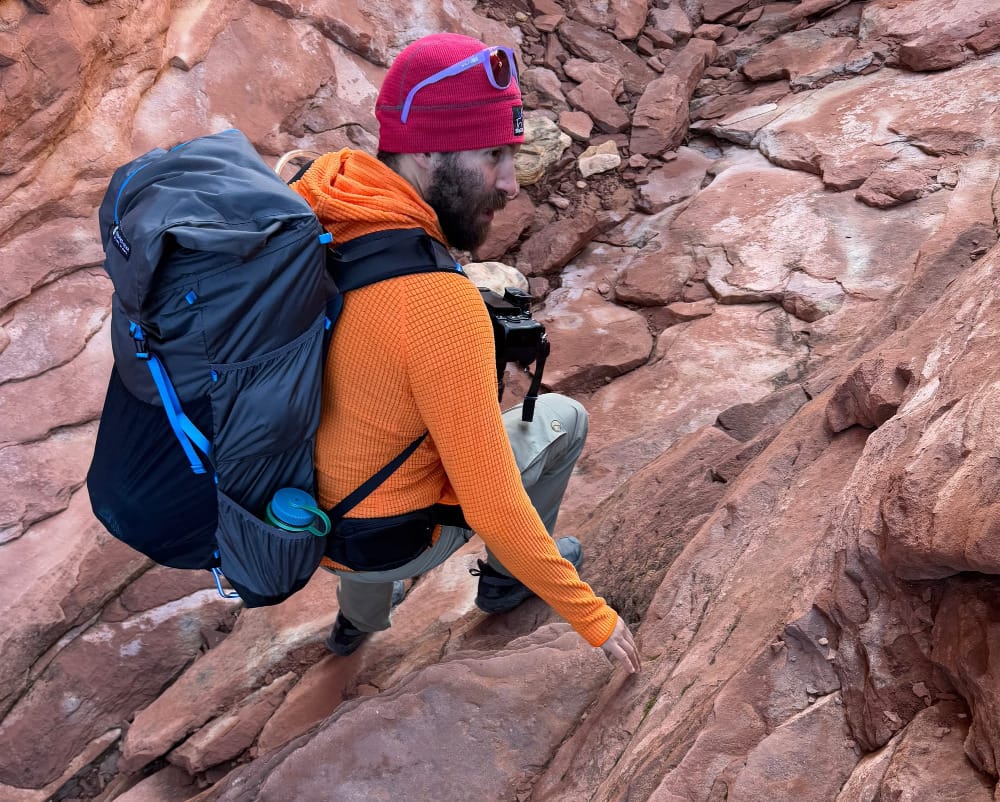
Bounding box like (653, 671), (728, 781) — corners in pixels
(497, 156), (519, 200)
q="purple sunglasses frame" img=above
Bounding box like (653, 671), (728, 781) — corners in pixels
(400, 46), (519, 124)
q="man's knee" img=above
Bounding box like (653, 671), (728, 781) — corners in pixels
(536, 393), (588, 444)
(504, 392), (588, 475)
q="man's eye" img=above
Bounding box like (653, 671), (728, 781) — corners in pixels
(490, 149), (503, 161)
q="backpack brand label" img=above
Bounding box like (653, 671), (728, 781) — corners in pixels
(111, 225), (131, 259)
(512, 105), (524, 137)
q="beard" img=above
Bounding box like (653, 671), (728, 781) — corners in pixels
(425, 153), (507, 251)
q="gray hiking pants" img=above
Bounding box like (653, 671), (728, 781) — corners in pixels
(332, 393), (588, 632)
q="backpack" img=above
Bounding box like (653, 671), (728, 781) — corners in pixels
(87, 128), (460, 607)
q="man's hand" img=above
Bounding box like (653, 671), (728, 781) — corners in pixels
(601, 615), (639, 674)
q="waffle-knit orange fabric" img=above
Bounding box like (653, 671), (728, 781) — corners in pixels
(293, 150), (616, 647)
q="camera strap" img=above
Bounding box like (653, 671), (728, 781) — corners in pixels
(521, 335), (549, 422)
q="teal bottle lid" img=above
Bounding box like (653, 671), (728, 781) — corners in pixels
(268, 488), (318, 528)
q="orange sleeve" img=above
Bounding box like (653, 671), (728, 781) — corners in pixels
(402, 273), (617, 647)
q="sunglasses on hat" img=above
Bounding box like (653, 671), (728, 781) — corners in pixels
(400, 46), (518, 124)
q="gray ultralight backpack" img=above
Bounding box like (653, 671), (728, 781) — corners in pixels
(89, 128), (333, 605)
(88, 128), (462, 606)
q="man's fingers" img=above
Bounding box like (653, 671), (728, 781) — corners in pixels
(618, 626), (639, 673)
(614, 644), (638, 673)
(601, 616), (640, 674)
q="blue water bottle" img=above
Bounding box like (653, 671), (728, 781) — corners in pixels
(265, 488), (331, 537)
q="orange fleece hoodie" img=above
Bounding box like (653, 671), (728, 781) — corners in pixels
(293, 150), (616, 647)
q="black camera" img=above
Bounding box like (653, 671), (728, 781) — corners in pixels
(479, 287), (550, 422)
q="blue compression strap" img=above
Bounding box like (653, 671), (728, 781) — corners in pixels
(114, 161), (156, 225)
(211, 566), (241, 599)
(145, 354), (212, 474)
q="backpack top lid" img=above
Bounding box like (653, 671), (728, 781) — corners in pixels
(98, 128), (317, 323)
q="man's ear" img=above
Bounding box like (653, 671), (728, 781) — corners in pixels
(392, 152), (436, 197)
(410, 152), (437, 170)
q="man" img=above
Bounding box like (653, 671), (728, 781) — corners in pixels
(292, 32), (639, 673)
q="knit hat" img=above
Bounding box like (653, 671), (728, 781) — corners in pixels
(376, 33), (525, 154)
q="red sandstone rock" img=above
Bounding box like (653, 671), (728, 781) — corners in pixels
(562, 57), (625, 95)
(649, 6), (693, 44)
(557, 110), (594, 141)
(534, 287), (652, 392)
(662, 298), (716, 326)
(517, 212), (602, 276)
(572, 303), (811, 512)
(825, 355), (908, 432)
(630, 76), (690, 156)
(565, 0), (650, 42)
(3, 314), (112, 447)
(0, 270), (110, 383)
(716, 384), (809, 442)
(897, 38), (968, 71)
(631, 39), (716, 156)
(968, 23), (1000, 54)
(615, 245), (695, 306)
(782, 271), (845, 322)
(0, 491), (148, 715)
(9, 3), (1000, 801)
(702, 0), (751, 24)
(531, 0), (563, 16)
(568, 425), (739, 623)
(206, 626), (611, 802)
(557, 20), (656, 93)
(112, 765), (198, 802)
(855, 167), (935, 208)
(119, 569), (340, 773)
(168, 673), (296, 774)
(473, 193), (535, 262)
(819, 144), (898, 190)
(728, 695), (858, 801)
(0, 215), (105, 312)
(755, 128), (823, 174)
(520, 66), (567, 109)
(741, 30), (858, 83)
(860, 0), (1000, 69)
(0, 421), (96, 544)
(567, 80), (630, 133)
(0, 588), (237, 788)
(876, 702), (994, 800)
(635, 148), (712, 213)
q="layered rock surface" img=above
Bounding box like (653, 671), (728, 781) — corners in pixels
(4, 0), (1000, 800)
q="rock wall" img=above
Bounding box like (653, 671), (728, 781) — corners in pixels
(3, 0), (1000, 800)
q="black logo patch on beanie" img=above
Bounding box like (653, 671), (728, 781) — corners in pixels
(512, 105), (524, 136)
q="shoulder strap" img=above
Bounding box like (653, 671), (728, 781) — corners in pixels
(327, 432), (428, 520)
(328, 228), (462, 292)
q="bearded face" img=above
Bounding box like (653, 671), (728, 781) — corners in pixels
(424, 151), (508, 251)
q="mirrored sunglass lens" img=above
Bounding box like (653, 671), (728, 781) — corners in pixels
(489, 49), (511, 86)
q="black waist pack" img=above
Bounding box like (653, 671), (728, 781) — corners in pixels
(326, 508), (436, 572)
(325, 503), (469, 572)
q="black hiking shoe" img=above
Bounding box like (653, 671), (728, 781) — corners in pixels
(470, 536), (583, 614)
(326, 612), (368, 656)
(326, 580), (407, 656)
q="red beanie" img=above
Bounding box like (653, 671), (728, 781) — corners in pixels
(377, 33), (525, 154)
